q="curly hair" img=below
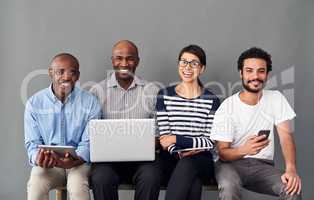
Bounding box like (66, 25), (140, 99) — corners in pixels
(237, 47), (272, 72)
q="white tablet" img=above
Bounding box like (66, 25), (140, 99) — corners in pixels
(38, 145), (76, 157)
(172, 147), (212, 153)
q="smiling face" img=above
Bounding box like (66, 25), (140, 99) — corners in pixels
(48, 55), (80, 101)
(178, 52), (205, 84)
(111, 41), (139, 82)
(240, 58), (268, 93)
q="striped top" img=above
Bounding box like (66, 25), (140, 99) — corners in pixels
(156, 85), (220, 154)
(90, 72), (160, 119)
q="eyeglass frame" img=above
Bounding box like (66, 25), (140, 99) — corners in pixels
(178, 59), (202, 69)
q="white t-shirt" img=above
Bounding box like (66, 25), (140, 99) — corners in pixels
(210, 90), (296, 160)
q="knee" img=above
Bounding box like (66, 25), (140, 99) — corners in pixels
(217, 180), (242, 200)
(67, 175), (89, 193)
(142, 171), (162, 185)
(90, 173), (118, 187)
(218, 179), (241, 194)
(135, 166), (162, 186)
(90, 167), (119, 187)
(276, 182), (301, 200)
(168, 159), (198, 183)
(175, 159), (195, 174)
(67, 181), (90, 199)
(27, 176), (50, 196)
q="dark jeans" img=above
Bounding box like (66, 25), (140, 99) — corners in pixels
(160, 151), (215, 200)
(215, 158), (302, 200)
(90, 154), (163, 200)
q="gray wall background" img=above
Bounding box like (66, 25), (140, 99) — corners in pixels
(1, 0), (313, 199)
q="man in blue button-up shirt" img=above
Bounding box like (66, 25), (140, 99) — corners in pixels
(24, 53), (102, 200)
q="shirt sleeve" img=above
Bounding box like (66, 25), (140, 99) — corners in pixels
(156, 89), (180, 154)
(273, 91), (296, 125)
(90, 82), (105, 108)
(75, 96), (102, 162)
(90, 83), (107, 119)
(143, 82), (160, 119)
(210, 98), (235, 142)
(156, 89), (171, 135)
(24, 100), (44, 166)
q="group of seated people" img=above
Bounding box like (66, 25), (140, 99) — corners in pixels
(24, 40), (302, 200)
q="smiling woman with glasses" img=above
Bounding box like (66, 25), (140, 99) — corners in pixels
(178, 59), (202, 68)
(156, 45), (220, 200)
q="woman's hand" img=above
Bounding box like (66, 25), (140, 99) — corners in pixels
(178, 150), (203, 159)
(160, 135), (176, 150)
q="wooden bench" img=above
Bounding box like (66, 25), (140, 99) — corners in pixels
(55, 184), (217, 200)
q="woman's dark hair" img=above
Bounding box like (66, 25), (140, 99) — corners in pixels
(237, 47), (272, 72)
(178, 44), (206, 87)
(178, 44), (206, 66)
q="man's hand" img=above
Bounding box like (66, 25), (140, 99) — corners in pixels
(281, 170), (302, 195)
(36, 149), (57, 168)
(240, 135), (269, 156)
(178, 150), (203, 159)
(51, 152), (84, 169)
(276, 120), (301, 196)
(160, 135), (176, 150)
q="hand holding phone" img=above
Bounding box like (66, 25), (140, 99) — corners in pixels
(257, 130), (270, 140)
(241, 130), (271, 156)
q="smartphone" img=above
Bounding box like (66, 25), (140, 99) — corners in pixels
(257, 130), (270, 140)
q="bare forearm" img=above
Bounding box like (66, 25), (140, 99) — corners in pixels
(280, 134), (297, 172)
(217, 135), (270, 161)
(219, 147), (247, 161)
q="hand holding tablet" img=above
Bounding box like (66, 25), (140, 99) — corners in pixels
(172, 146), (212, 153)
(38, 145), (76, 157)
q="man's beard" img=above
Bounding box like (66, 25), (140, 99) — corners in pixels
(242, 78), (265, 93)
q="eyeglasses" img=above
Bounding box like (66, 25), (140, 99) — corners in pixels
(112, 56), (138, 63)
(178, 59), (202, 69)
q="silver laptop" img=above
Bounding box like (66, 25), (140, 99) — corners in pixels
(89, 119), (156, 162)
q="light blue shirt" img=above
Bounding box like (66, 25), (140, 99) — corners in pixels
(24, 85), (102, 166)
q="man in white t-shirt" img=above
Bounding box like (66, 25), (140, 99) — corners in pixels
(211, 47), (302, 200)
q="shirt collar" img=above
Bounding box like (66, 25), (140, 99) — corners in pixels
(107, 72), (145, 89)
(48, 84), (77, 104)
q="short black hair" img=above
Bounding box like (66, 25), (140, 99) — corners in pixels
(113, 40), (139, 57)
(51, 53), (79, 68)
(237, 47), (272, 72)
(178, 44), (206, 66)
